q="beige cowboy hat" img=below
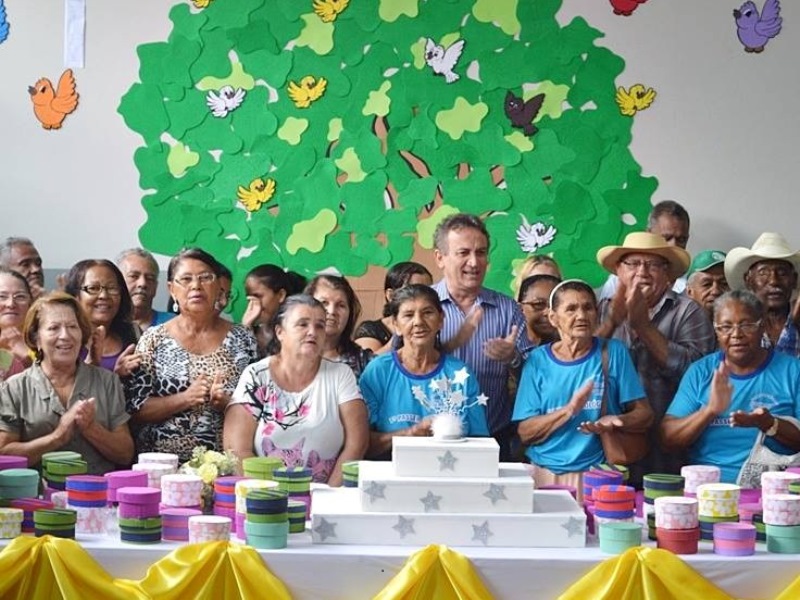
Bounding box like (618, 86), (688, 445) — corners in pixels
(724, 232), (800, 290)
(597, 232), (690, 280)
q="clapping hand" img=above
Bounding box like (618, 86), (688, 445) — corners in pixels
(566, 379), (595, 420)
(184, 375), (211, 410)
(708, 361), (733, 417)
(209, 372), (231, 412)
(113, 344), (142, 378)
(730, 406), (773, 430)
(86, 326), (107, 366)
(579, 415), (623, 435)
(484, 325), (519, 363)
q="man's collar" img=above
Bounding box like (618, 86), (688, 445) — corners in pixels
(433, 279), (497, 306)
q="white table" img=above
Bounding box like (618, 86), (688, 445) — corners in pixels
(5, 533), (800, 599)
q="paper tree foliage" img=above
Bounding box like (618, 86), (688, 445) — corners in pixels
(118, 0), (655, 315)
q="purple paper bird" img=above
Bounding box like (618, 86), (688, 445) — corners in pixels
(733, 0), (782, 53)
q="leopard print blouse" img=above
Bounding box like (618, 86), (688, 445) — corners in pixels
(125, 323), (257, 463)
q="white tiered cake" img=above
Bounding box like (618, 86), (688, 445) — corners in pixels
(311, 437), (586, 547)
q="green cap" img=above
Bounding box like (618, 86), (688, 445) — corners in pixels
(688, 250), (726, 276)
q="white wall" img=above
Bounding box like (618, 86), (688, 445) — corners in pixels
(1, 0), (797, 271)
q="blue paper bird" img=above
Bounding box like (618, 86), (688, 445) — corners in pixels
(734, 0), (782, 53)
(0, 0), (9, 45)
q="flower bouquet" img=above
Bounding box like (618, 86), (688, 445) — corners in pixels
(179, 446), (239, 512)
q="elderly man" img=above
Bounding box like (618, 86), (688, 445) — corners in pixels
(596, 232), (716, 481)
(116, 248), (173, 332)
(685, 250), (729, 320)
(599, 200), (691, 300)
(432, 213), (528, 460)
(725, 232), (800, 357)
(0, 237), (44, 299)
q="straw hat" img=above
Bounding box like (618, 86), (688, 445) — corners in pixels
(597, 232), (690, 280)
(724, 232), (800, 290)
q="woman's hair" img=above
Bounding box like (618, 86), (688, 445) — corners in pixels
(63, 259), (137, 347)
(549, 279), (596, 311)
(517, 274), (561, 302)
(388, 284), (443, 318)
(0, 267), (32, 299)
(305, 274), (361, 354)
(166, 247), (223, 281)
(246, 264), (307, 296)
(514, 255), (562, 295)
(265, 294), (325, 356)
(713, 289), (764, 322)
(23, 291), (94, 357)
(381, 262), (432, 317)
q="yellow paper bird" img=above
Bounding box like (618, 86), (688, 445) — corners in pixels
(313, 0), (350, 22)
(192, 0), (213, 8)
(237, 177), (276, 212)
(615, 84), (657, 117)
(287, 76), (328, 109)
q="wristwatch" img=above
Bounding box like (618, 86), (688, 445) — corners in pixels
(765, 417), (780, 437)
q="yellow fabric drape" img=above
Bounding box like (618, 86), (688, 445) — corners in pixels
(0, 536), (142, 600)
(0, 537), (291, 600)
(130, 540), (292, 600)
(558, 547), (733, 600)
(373, 544), (494, 600)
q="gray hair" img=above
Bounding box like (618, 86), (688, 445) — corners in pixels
(433, 213), (490, 253)
(116, 247), (159, 276)
(0, 237), (36, 266)
(266, 294), (325, 356)
(713, 289), (764, 322)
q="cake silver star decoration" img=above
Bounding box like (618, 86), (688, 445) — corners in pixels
(437, 450), (458, 471)
(410, 368), (489, 421)
(561, 517), (584, 538)
(419, 490), (443, 512)
(363, 481), (387, 503)
(472, 520), (493, 546)
(393, 516), (416, 539)
(313, 518), (337, 542)
(483, 484), (508, 505)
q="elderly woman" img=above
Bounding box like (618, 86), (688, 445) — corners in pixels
(224, 295), (369, 485)
(513, 280), (653, 488)
(354, 262), (433, 354)
(125, 248), (257, 463)
(0, 268), (33, 380)
(0, 292), (134, 473)
(360, 285), (489, 459)
(306, 274), (373, 379)
(662, 290), (800, 484)
(64, 259), (138, 375)
(241, 264), (307, 357)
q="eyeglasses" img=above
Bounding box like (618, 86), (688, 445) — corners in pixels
(0, 293), (31, 304)
(173, 272), (217, 287)
(520, 300), (548, 311)
(751, 265), (795, 280)
(80, 284), (121, 297)
(620, 259), (668, 272)
(713, 321), (762, 336)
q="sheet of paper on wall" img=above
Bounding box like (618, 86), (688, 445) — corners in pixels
(64, 0), (85, 68)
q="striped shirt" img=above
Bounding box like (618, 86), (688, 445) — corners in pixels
(432, 279), (529, 434)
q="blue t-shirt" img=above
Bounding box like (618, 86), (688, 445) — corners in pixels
(512, 338), (645, 474)
(666, 351), (800, 483)
(151, 310), (175, 326)
(359, 351), (490, 439)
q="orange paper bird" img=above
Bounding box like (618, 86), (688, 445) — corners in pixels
(28, 69), (79, 130)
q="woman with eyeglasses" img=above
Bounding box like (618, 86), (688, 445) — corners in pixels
(0, 292), (134, 474)
(0, 268), (34, 381)
(64, 259), (138, 376)
(662, 290), (800, 484)
(125, 248), (257, 463)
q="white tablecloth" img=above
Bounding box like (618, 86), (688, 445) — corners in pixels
(5, 533), (800, 599)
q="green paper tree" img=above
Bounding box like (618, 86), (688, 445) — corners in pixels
(119, 0), (655, 315)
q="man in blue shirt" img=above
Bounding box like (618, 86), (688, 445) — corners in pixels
(431, 213), (529, 460)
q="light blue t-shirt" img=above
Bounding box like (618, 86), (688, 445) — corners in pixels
(666, 351), (800, 483)
(513, 337), (645, 474)
(360, 351), (490, 439)
(151, 310), (175, 326)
